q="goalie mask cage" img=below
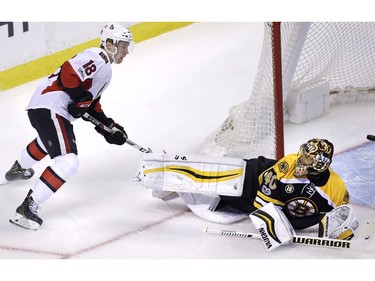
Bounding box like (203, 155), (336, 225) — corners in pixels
(200, 22), (375, 160)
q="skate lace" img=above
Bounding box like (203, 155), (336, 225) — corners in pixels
(28, 200), (41, 215)
(11, 164), (25, 174)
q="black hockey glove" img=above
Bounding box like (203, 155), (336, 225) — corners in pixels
(95, 119), (128, 145)
(67, 91), (93, 118)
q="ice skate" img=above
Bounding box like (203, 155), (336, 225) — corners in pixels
(10, 191), (43, 230)
(4, 160), (35, 182)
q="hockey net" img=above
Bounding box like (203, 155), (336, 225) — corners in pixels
(200, 22), (375, 160)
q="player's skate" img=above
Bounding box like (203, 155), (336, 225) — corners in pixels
(9, 191), (43, 230)
(4, 160), (35, 182)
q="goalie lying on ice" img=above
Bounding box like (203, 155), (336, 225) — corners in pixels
(139, 138), (356, 240)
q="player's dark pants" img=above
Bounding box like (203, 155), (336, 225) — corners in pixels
(28, 108), (77, 159)
(216, 156), (277, 214)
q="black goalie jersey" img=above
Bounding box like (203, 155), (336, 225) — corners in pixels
(254, 154), (350, 230)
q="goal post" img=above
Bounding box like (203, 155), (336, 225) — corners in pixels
(200, 22), (375, 160)
(272, 22), (284, 160)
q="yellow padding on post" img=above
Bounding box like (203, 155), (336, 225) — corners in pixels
(0, 38), (100, 91)
(130, 22), (194, 43)
(0, 22), (194, 91)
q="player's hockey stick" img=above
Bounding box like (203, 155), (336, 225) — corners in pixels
(82, 112), (152, 153)
(366, 134), (375, 141)
(204, 219), (375, 250)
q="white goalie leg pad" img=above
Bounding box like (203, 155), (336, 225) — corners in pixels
(319, 204), (359, 240)
(250, 202), (295, 251)
(151, 190), (179, 201)
(141, 153), (246, 197)
(179, 193), (248, 224)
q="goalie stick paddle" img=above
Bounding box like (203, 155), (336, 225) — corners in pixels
(366, 134), (375, 141)
(82, 113), (153, 153)
(204, 219), (375, 251)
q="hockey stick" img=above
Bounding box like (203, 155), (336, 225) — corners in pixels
(366, 134), (375, 141)
(82, 112), (152, 153)
(204, 219), (375, 250)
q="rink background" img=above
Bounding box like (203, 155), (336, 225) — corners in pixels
(1, 20), (375, 280)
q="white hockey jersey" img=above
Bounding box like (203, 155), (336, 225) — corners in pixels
(26, 47), (112, 122)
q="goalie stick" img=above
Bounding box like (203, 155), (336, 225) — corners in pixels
(366, 134), (375, 141)
(204, 219), (375, 250)
(82, 112), (152, 153)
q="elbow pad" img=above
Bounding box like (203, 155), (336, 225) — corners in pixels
(57, 71), (90, 100)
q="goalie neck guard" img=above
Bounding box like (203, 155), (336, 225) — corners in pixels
(295, 138), (334, 177)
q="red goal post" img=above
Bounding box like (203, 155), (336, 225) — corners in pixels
(200, 22), (375, 160)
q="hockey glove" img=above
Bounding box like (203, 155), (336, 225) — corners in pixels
(250, 202), (295, 251)
(95, 119), (128, 145)
(67, 91), (93, 118)
(318, 205), (359, 240)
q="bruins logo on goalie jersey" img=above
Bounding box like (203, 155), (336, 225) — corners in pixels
(254, 154), (349, 230)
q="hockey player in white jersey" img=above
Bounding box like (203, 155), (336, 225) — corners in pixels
(4, 23), (134, 230)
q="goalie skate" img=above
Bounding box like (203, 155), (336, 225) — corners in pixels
(9, 192), (43, 231)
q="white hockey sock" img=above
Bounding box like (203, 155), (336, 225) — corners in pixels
(32, 180), (55, 205)
(18, 137), (48, 169)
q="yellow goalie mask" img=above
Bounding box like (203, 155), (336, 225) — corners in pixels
(294, 138), (334, 177)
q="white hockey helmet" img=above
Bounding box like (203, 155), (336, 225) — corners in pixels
(100, 23), (134, 63)
(100, 23), (133, 45)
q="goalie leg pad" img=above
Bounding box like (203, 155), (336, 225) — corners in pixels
(141, 153), (246, 197)
(250, 202), (295, 251)
(179, 193), (248, 224)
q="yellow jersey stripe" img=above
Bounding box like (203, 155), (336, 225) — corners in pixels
(256, 191), (285, 207)
(144, 165), (243, 183)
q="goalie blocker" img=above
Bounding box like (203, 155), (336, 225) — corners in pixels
(250, 202), (295, 251)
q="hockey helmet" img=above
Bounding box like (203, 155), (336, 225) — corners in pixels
(100, 23), (134, 63)
(100, 23), (133, 45)
(294, 138), (334, 177)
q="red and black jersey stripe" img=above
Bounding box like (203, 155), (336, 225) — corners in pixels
(40, 166), (66, 192)
(26, 138), (47, 161)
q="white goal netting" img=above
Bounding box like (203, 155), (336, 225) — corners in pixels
(200, 22), (375, 159)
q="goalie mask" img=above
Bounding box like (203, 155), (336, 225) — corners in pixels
(294, 138), (334, 177)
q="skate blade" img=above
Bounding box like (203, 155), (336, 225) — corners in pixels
(0, 179), (9, 186)
(9, 213), (40, 231)
(1, 178), (31, 186)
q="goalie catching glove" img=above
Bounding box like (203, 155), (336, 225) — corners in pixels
(319, 205), (359, 240)
(95, 118), (128, 145)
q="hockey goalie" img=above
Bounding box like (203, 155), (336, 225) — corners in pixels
(138, 138), (359, 250)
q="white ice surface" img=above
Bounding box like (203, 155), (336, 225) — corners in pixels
(1, 22), (375, 279)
